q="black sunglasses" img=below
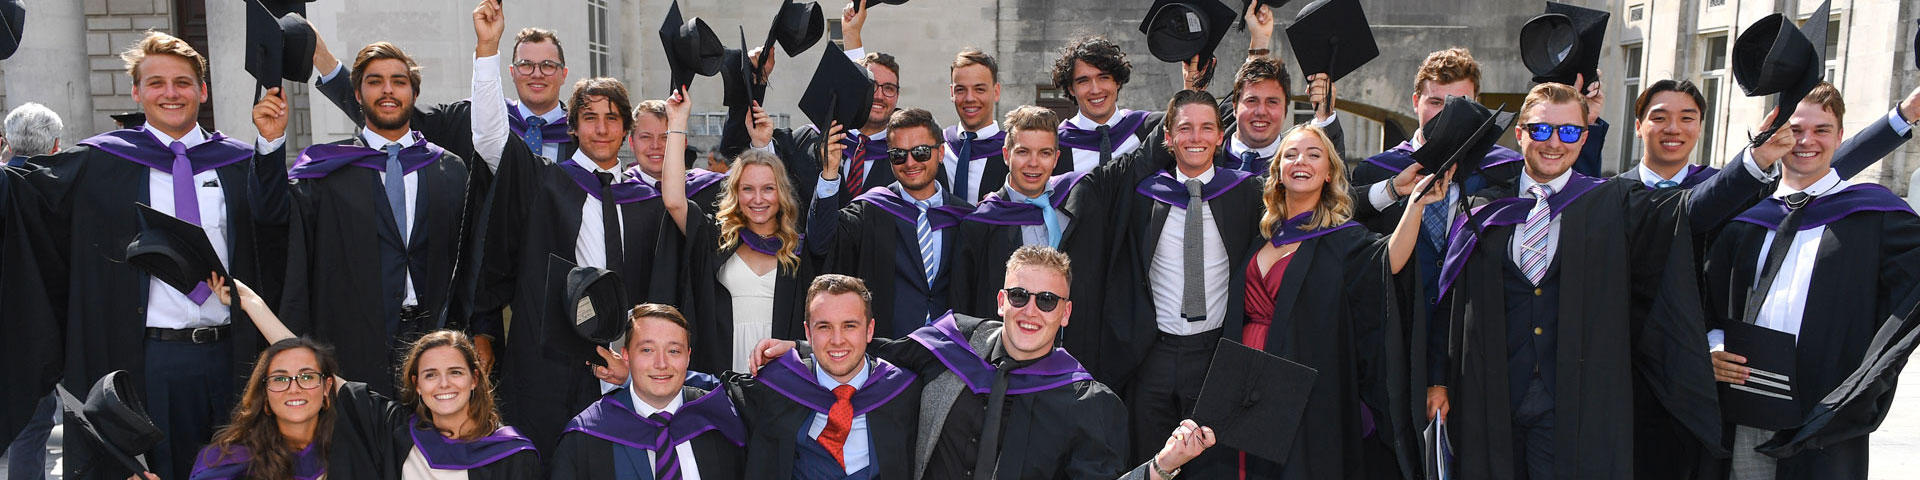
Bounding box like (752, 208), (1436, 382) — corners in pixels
(1003, 287), (1069, 312)
(887, 145), (938, 165)
(1521, 123), (1587, 143)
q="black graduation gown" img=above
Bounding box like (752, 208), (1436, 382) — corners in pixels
(676, 200), (811, 375)
(768, 125), (898, 219)
(327, 381), (542, 480)
(314, 70), (579, 164)
(1226, 223), (1421, 480)
(549, 386), (748, 480)
(724, 352), (923, 479)
(471, 138), (678, 455)
(1701, 184), (1920, 479)
(804, 185), (971, 339)
(280, 134), (477, 397)
(867, 313), (1130, 479)
(0, 164), (62, 443)
(946, 178), (1081, 319)
(934, 125), (1008, 204)
(1440, 169), (1767, 480)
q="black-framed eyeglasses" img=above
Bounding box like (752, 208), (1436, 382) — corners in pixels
(265, 372), (327, 392)
(875, 83), (900, 98)
(888, 145), (937, 165)
(512, 60), (566, 76)
(1521, 123), (1586, 143)
(1003, 287), (1069, 312)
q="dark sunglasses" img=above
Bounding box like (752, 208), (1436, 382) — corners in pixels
(888, 145), (938, 165)
(1003, 287), (1069, 312)
(1521, 123), (1587, 143)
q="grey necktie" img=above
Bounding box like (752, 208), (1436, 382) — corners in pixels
(1182, 179), (1206, 322)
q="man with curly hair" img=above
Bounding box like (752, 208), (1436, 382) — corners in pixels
(1049, 35), (1160, 174)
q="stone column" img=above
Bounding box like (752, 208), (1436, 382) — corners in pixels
(5, 0), (97, 141)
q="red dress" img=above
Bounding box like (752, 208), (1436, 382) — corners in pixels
(1241, 252), (1292, 351)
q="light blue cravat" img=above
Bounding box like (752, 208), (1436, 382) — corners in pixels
(1025, 197), (1062, 248)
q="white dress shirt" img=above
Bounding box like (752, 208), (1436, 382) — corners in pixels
(1228, 114), (1335, 164)
(1707, 170), (1848, 349)
(1509, 169), (1573, 267)
(362, 128), (422, 307)
(1064, 110), (1144, 174)
(1149, 168), (1231, 335)
(1634, 162), (1693, 189)
(471, 54), (566, 168)
(572, 151), (628, 271)
(804, 359), (874, 474)
(942, 122), (1001, 203)
(142, 124), (233, 329)
(630, 389), (703, 480)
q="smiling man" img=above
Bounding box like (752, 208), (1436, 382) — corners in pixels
(1051, 35), (1164, 174)
(941, 48), (1006, 204)
(1619, 79), (1920, 191)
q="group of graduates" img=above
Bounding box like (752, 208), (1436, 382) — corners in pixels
(5, 0), (1920, 478)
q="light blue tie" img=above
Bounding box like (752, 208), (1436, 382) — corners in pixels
(1025, 197), (1062, 248)
(524, 116), (546, 150)
(384, 143), (408, 244)
(1420, 188), (1454, 253)
(916, 200), (937, 286)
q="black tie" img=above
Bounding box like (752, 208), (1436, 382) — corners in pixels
(595, 171), (625, 271)
(1096, 125), (1113, 166)
(956, 132), (976, 201)
(1743, 192), (1812, 323)
(972, 357), (1014, 480)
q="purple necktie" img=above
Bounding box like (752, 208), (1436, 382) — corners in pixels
(169, 141), (213, 303)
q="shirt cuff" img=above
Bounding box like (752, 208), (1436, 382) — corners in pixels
(317, 64), (344, 83)
(474, 54), (501, 80)
(814, 174), (841, 199)
(1707, 328), (1726, 352)
(844, 47), (866, 62)
(1368, 180), (1397, 210)
(1888, 108), (1913, 137)
(755, 141), (778, 156)
(1311, 113), (1339, 128)
(1738, 149), (1780, 182)
(255, 135), (286, 155)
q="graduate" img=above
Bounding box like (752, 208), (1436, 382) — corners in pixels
(469, 76), (678, 454)
(949, 105), (1075, 319)
(1617, 80), (1919, 191)
(806, 107), (973, 338)
(277, 42), (481, 398)
(1701, 83), (1920, 480)
(723, 274), (922, 479)
(549, 304), (748, 480)
(662, 89), (814, 374)
(940, 49), (1008, 204)
(181, 338), (339, 480)
(1213, 4), (1342, 171)
(1050, 35), (1165, 174)
(1437, 83), (1775, 480)
(22, 32), (289, 479)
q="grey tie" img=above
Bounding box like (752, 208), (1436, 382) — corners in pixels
(1182, 179), (1206, 322)
(384, 143), (407, 244)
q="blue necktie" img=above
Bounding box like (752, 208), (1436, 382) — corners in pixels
(955, 131), (976, 201)
(1239, 151), (1261, 173)
(524, 116), (546, 151)
(1025, 196), (1062, 248)
(1655, 179), (1679, 189)
(1420, 188), (1454, 253)
(384, 143), (408, 244)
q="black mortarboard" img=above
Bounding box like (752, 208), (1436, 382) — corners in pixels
(718, 28), (759, 157)
(1731, 0), (1827, 145)
(261, 0), (313, 17)
(126, 203), (226, 296)
(0, 0), (22, 61)
(1285, 0), (1379, 83)
(863, 0), (908, 7)
(57, 371), (164, 477)
(1139, 0), (1238, 64)
(798, 41), (874, 132)
(543, 255), (625, 366)
(1520, 2), (1610, 89)
(110, 112), (147, 130)
(1412, 96), (1515, 195)
(244, 0), (317, 89)
(658, 1), (725, 94)
(1190, 339), (1317, 464)
(770, 0), (825, 57)
(1234, 0), (1293, 30)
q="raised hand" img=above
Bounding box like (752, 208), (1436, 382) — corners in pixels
(748, 102), (775, 149)
(252, 87), (288, 142)
(1246, 4), (1276, 53)
(1751, 107), (1792, 171)
(1308, 73), (1336, 122)
(821, 122), (848, 179)
(841, 0), (869, 50)
(1575, 72), (1604, 126)
(473, 0), (505, 58)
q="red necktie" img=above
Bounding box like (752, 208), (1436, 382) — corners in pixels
(845, 134), (868, 196)
(817, 384), (857, 467)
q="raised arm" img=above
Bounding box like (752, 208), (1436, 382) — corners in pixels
(469, 0), (510, 171)
(211, 274), (295, 344)
(1386, 173), (1448, 274)
(663, 89), (693, 233)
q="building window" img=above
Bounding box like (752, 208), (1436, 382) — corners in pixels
(587, 0), (611, 77)
(828, 19), (844, 43)
(1629, 5), (1644, 22)
(1699, 33), (1729, 164)
(1036, 85), (1076, 121)
(1708, 0), (1726, 7)
(1621, 44), (1643, 172)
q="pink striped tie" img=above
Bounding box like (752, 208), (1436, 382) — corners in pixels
(1517, 184), (1555, 285)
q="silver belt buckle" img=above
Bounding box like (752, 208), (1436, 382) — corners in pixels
(190, 327), (219, 343)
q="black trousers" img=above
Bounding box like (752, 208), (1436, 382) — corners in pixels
(1127, 328), (1232, 475)
(142, 337), (234, 480)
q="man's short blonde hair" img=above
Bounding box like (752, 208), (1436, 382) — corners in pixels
(122, 31), (208, 84)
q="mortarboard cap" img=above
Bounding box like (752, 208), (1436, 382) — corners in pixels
(718, 27), (759, 157)
(244, 0), (317, 89)
(1234, 0), (1293, 30)
(1139, 0), (1238, 64)
(126, 203), (227, 296)
(863, 0), (908, 7)
(770, 0), (825, 56)
(1189, 339), (1318, 464)
(1412, 96), (1515, 191)
(1520, 2), (1610, 89)
(658, 1), (725, 94)
(1731, 0), (1827, 145)
(543, 255), (626, 366)
(1285, 0), (1379, 83)
(0, 0), (22, 61)
(798, 41), (875, 132)
(57, 371), (165, 477)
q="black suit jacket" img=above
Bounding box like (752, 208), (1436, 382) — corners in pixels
(727, 358), (923, 479)
(549, 387), (747, 480)
(806, 185), (970, 338)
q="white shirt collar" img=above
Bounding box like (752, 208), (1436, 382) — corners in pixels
(850, 128), (889, 141)
(1774, 169), (1846, 199)
(630, 386), (685, 417)
(1069, 109), (1134, 130)
(142, 123), (208, 148)
(812, 356), (874, 389)
(1175, 166), (1217, 185)
(957, 122), (1002, 139)
(1517, 168), (1573, 198)
(893, 181), (947, 205)
(1407, 131), (1425, 151)
(360, 128), (418, 151)
(516, 100), (567, 123)
(1636, 163), (1691, 186)
(571, 150), (627, 183)
(1229, 134), (1279, 159)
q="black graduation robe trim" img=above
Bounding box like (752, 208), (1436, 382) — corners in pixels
(561, 161), (659, 203)
(1437, 173), (1605, 297)
(0, 165), (60, 444)
(906, 313), (1096, 394)
(1731, 183), (1917, 230)
(505, 98), (571, 146)
(408, 418), (538, 470)
(561, 387), (748, 450)
(753, 350), (917, 416)
(189, 443), (324, 480)
(549, 387), (748, 480)
(1616, 164), (1719, 190)
(725, 353), (925, 480)
(964, 171), (1084, 226)
(321, 381), (540, 479)
(1266, 211), (1362, 247)
(1057, 110), (1151, 152)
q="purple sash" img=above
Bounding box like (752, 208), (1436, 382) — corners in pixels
(738, 230), (796, 256)
(78, 129), (252, 174)
(288, 132), (445, 179)
(1057, 110), (1149, 152)
(505, 99), (570, 145)
(560, 387), (748, 451)
(906, 313), (1095, 395)
(563, 161), (658, 204)
(189, 443), (324, 480)
(1437, 174), (1606, 297)
(944, 126), (1007, 161)
(1268, 211), (1363, 247)
(1732, 183), (1917, 231)
(1134, 167), (1257, 208)
(853, 187), (972, 231)
(965, 172), (1085, 226)
(408, 418), (538, 470)
(685, 168), (728, 197)
(753, 351), (918, 416)
(1363, 142), (1524, 173)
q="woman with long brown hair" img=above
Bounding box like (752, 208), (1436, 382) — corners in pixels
(660, 89), (816, 374)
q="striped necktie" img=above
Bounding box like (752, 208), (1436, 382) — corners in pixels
(650, 411), (681, 480)
(916, 199), (938, 286)
(1517, 184), (1556, 285)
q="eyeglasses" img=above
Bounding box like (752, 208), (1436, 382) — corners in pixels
(875, 83), (900, 98)
(1521, 123), (1587, 143)
(265, 372), (327, 392)
(888, 145), (937, 165)
(1003, 287), (1069, 312)
(512, 60), (565, 76)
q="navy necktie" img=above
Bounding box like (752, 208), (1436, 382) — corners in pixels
(1239, 150), (1261, 173)
(956, 131), (976, 201)
(524, 116), (547, 151)
(1096, 125), (1113, 166)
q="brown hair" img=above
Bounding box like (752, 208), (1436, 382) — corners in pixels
(567, 77), (636, 136)
(122, 31), (208, 84)
(207, 338), (339, 480)
(626, 303), (693, 349)
(887, 108), (945, 143)
(512, 27), (567, 64)
(1230, 56), (1292, 105)
(951, 48), (999, 82)
(1260, 125), (1352, 234)
(1001, 105), (1061, 142)
(1050, 35), (1133, 104)
(351, 41), (424, 95)
(1521, 82), (1588, 124)
(633, 99), (668, 123)
(716, 150), (803, 272)
(1162, 89), (1222, 135)
(806, 274), (874, 320)
(1801, 82), (1846, 124)
(1005, 245), (1073, 289)
(398, 330), (502, 441)
(1414, 48), (1481, 96)
(859, 51), (900, 77)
